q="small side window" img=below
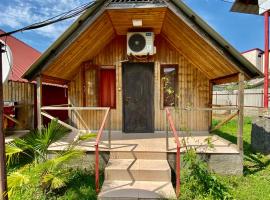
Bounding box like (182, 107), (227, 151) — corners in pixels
(161, 65), (178, 107)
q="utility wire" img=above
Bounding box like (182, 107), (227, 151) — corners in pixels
(0, 0), (268, 38)
(0, 1), (96, 38)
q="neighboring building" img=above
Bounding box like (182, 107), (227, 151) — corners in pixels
(1, 29), (40, 130)
(241, 48), (268, 89)
(0, 30), (68, 131)
(242, 48), (264, 72)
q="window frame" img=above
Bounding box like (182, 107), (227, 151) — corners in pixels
(160, 64), (178, 108)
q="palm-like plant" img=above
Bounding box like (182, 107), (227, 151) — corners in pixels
(5, 120), (95, 198)
(7, 120), (70, 164)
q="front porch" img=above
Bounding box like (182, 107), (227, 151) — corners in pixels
(48, 131), (239, 155)
(47, 130), (242, 199)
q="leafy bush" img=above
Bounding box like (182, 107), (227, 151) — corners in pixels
(8, 168), (98, 200)
(180, 149), (233, 200)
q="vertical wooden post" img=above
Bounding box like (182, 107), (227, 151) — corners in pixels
(237, 73), (244, 154)
(36, 76), (42, 130)
(0, 41), (8, 200)
(209, 81), (213, 131)
(81, 65), (86, 107)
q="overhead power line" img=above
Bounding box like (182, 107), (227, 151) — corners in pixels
(0, 1), (96, 38)
(1, 0), (268, 39)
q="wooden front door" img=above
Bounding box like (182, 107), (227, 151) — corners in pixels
(123, 62), (154, 133)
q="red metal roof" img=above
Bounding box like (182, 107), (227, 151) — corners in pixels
(0, 29), (41, 82)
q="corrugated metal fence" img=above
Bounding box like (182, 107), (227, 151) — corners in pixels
(212, 89), (265, 108)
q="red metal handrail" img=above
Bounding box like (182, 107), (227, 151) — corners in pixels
(165, 107), (181, 197)
(95, 107), (110, 193)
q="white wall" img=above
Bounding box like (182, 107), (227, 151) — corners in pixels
(242, 49), (264, 72)
(212, 89), (265, 108)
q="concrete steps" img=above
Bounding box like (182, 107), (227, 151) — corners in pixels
(98, 151), (176, 200)
(110, 151), (167, 160)
(105, 159), (171, 181)
(99, 180), (176, 200)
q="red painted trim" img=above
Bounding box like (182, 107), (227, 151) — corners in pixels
(264, 11), (269, 108)
(241, 48), (264, 54)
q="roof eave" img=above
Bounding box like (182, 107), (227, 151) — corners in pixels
(24, 0), (264, 81)
(23, 0), (107, 81)
(170, 0), (264, 80)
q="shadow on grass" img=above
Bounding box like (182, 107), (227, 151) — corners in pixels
(7, 150), (35, 172)
(51, 170), (103, 200)
(213, 129), (270, 176)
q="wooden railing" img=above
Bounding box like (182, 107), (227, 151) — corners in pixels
(40, 105), (111, 193)
(95, 107), (111, 192)
(165, 108), (181, 198)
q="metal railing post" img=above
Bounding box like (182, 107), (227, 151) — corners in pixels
(165, 108), (181, 198)
(166, 110), (169, 151)
(176, 146), (180, 197)
(95, 144), (99, 193)
(108, 109), (111, 149)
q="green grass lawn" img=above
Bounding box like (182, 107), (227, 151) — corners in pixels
(213, 117), (270, 200)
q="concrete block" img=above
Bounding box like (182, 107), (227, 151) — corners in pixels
(251, 117), (270, 154)
(208, 154), (243, 175)
(168, 153), (242, 175)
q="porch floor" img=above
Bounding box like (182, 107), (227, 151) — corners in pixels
(48, 131), (239, 154)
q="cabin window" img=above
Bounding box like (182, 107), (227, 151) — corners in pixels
(99, 68), (116, 108)
(161, 65), (178, 107)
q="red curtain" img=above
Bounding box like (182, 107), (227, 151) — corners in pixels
(99, 69), (116, 108)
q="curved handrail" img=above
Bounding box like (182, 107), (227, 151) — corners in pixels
(95, 107), (110, 193)
(165, 107), (181, 198)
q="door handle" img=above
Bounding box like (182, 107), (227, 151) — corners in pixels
(125, 97), (132, 104)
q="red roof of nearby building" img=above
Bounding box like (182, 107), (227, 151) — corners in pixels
(0, 29), (41, 82)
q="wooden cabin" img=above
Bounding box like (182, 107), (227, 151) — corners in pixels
(23, 0), (262, 134)
(23, 0), (264, 198)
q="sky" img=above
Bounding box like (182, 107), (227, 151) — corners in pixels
(0, 0), (266, 53)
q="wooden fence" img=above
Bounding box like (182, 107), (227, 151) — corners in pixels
(3, 81), (35, 129)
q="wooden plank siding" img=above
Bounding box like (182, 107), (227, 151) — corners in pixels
(161, 10), (238, 80)
(68, 35), (210, 131)
(3, 81), (35, 129)
(44, 13), (116, 81)
(107, 8), (167, 35)
(41, 8), (241, 82)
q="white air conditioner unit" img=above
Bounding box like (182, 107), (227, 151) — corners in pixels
(127, 32), (155, 56)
